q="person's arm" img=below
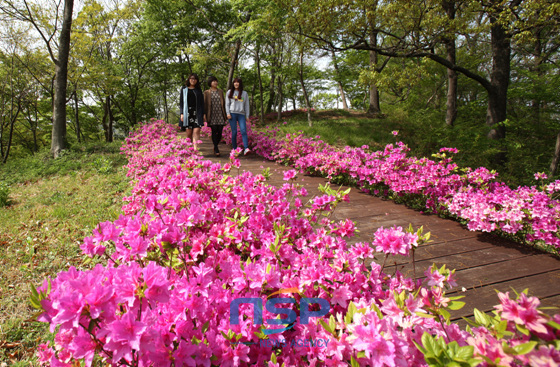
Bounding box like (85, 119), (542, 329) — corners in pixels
(244, 91), (250, 119)
(225, 90), (231, 118)
(179, 87), (184, 121)
(220, 90), (227, 119)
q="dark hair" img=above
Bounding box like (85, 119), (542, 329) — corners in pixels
(207, 76), (218, 88)
(228, 78), (244, 98)
(185, 73), (201, 89)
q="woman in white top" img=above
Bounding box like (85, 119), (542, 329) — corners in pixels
(225, 77), (251, 154)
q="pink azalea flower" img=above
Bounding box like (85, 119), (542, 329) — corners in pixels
(424, 268), (446, 288)
(110, 311), (147, 351)
(332, 285), (352, 307)
(283, 169), (297, 181)
(36, 343), (55, 366)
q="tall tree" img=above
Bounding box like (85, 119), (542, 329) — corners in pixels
(283, 0), (560, 146)
(1, 0), (74, 157)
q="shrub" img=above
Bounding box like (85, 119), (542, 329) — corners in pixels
(0, 181), (9, 207)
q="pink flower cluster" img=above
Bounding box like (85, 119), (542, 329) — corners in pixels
(34, 120), (560, 366)
(373, 226), (418, 256)
(236, 120), (560, 251)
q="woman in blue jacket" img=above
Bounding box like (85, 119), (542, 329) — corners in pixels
(225, 78), (251, 155)
(179, 73), (205, 150)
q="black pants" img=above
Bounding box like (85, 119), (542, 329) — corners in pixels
(211, 125), (224, 148)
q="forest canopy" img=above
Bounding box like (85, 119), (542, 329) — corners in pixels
(0, 0), (559, 182)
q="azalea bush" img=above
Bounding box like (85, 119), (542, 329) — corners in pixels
(233, 120), (560, 253)
(32, 120), (560, 366)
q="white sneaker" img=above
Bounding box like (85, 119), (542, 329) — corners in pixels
(244, 148), (251, 155)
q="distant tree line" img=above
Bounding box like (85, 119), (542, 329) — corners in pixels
(0, 0), (559, 175)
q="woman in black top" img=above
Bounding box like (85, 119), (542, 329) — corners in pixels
(179, 73), (205, 150)
(203, 76), (227, 156)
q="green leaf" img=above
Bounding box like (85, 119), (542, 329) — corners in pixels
(515, 323), (530, 336)
(329, 315), (336, 333)
(447, 295), (465, 301)
(512, 341), (537, 355)
(413, 340), (427, 354)
(201, 320), (210, 333)
(455, 345), (475, 361)
(473, 309), (490, 326)
(448, 301), (465, 310)
(318, 319), (332, 335)
(439, 308), (451, 321)
(371, 303), (384, 319)
(547, 320), (560, 330)
(421, 332), (439, 356)
(415, 311), (436, 318)
(30, 283), (39, 299)
(350, 356), (360, 367)
(345, 301), (357, 324)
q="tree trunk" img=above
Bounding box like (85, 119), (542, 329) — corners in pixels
(531, 29), (543, 124)
(367, 31), (381, 114)
(130, 96), (137, 127)
(442, 0), (457, 126)
(276, 77), (283, 122)
(108, 96), (114, 142)
(256, 44), (265, 124)
(486, 15), (509, 141)
(266, 73), (276, 113)
(73, 91), (81, 143)
(102, 96), (113, 142)
(227, 13), (251, 91)
(250, 83), (256, 120)
(2, 103), (20, 163)
(227, 39), (242, 92)
(330, 49), (349, 110)
(299, 50), (312, 126)
(33, 98), (38, 151)
(51, 0), (74, 158)
(550, 130), (560, 176)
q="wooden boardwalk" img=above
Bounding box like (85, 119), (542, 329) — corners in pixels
(190, 136), (560, 321)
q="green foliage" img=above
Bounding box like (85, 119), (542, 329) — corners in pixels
(0, 181), (9, 207)
(415, 333), (481, 367)
(271, 107), (558, 186)
(0, 141), (128, 364)
(0, 141), (126, 185)
(272, 109), (400, 150)
(92, 157), (114, 174)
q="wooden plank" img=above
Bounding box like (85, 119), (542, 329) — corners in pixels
(449, 270), (560, 321)
(539, 294), (560, 313)
(383, 247), (530, 277)
(378, 236), (528, 270)
(447, 255), (560, 295)
(194, 138), (560, 324)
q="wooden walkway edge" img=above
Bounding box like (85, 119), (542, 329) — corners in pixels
(188, 135), (560, 321)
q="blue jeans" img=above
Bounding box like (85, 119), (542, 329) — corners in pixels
(229, 113), (248, 150)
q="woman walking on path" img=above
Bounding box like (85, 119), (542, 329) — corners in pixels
(179, 73), (205, 150)
(204, 76), (228, 157)
(225, 77), (251, 155)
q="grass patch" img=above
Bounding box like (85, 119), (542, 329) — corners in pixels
(263, 108), (552, 187)
(265, 109), (402, 150)
(0, 141), (126, 186)
(0, 142), (129, 365)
